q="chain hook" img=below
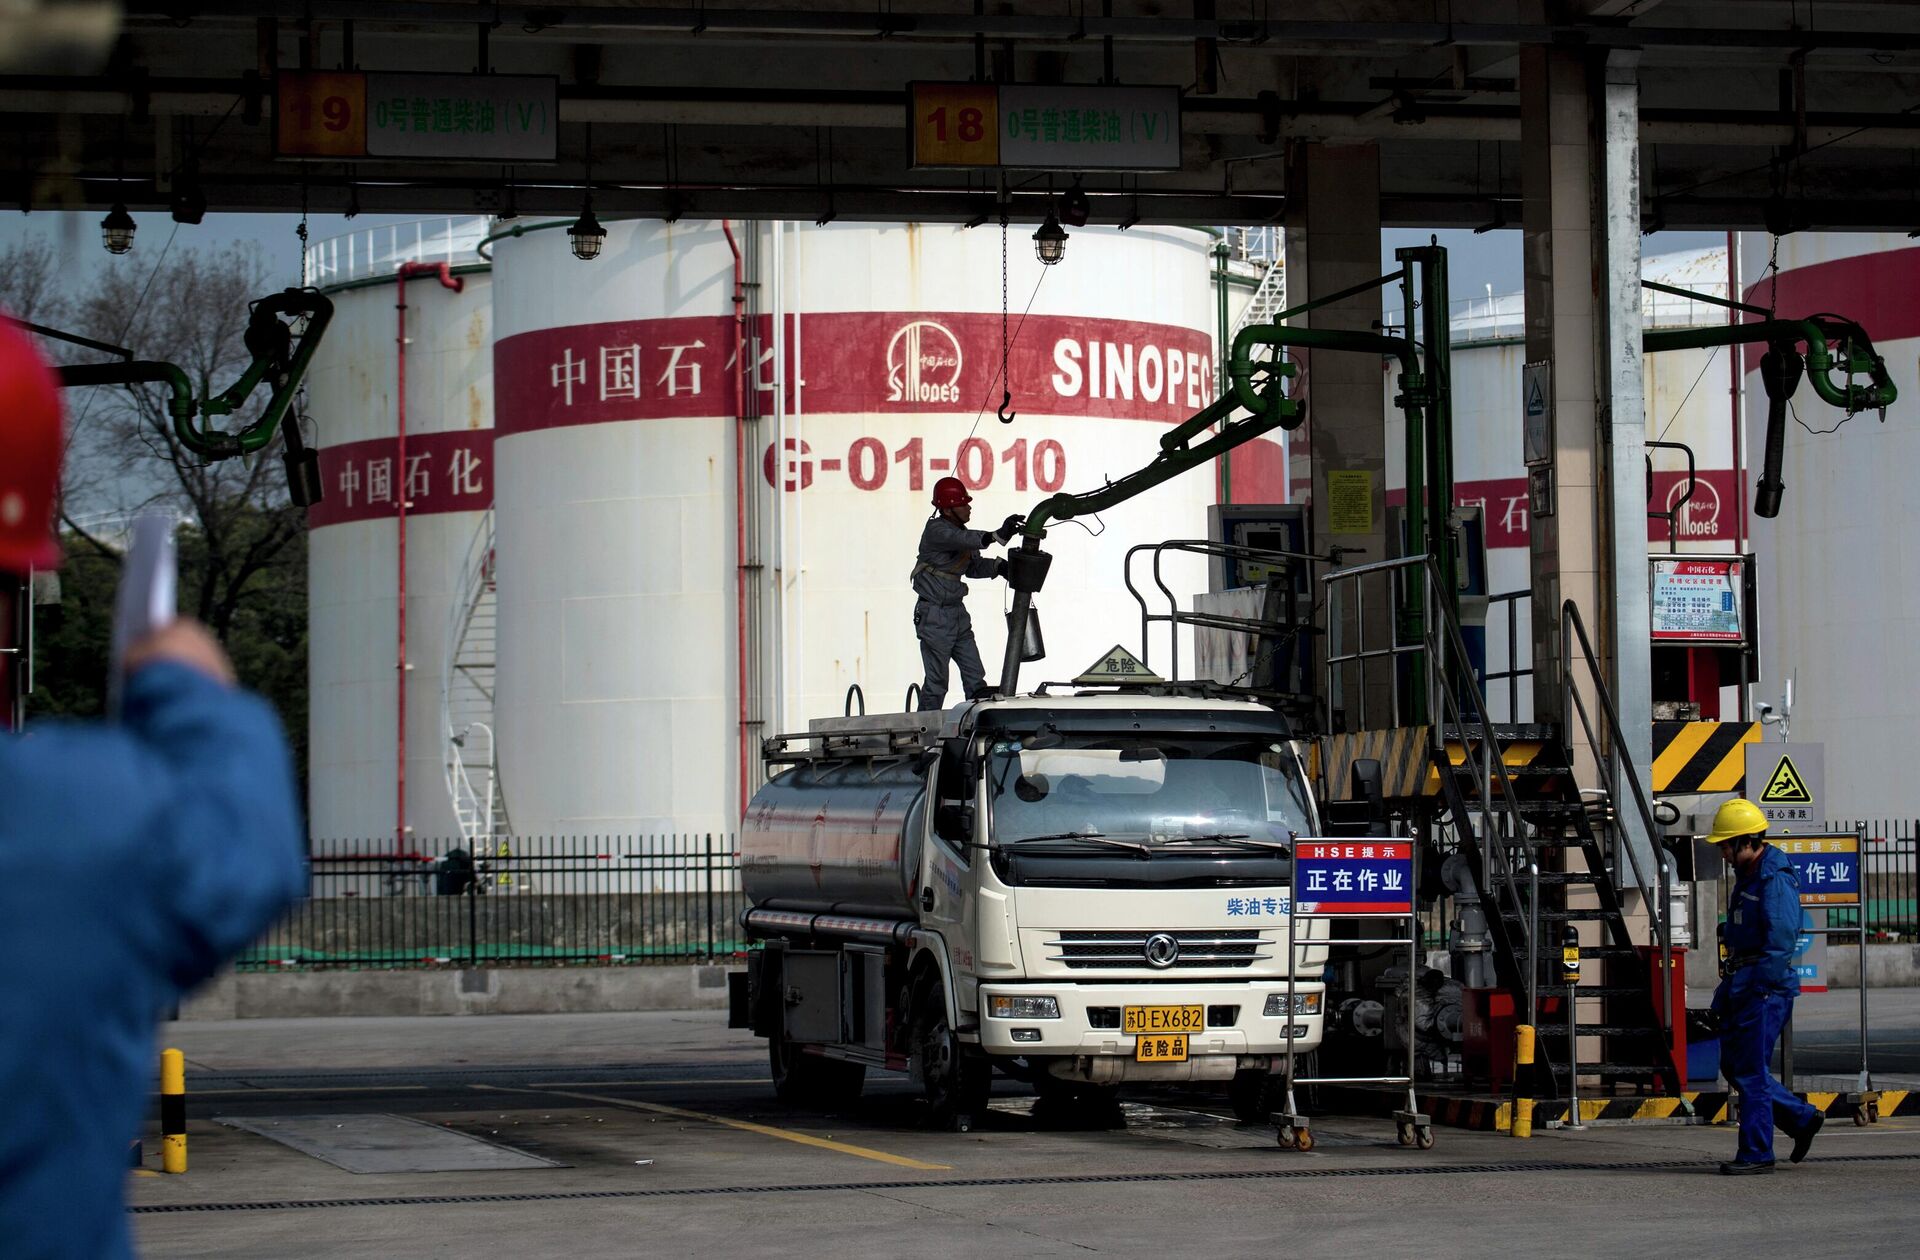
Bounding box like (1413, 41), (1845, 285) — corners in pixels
(997, 389), (1016, 425)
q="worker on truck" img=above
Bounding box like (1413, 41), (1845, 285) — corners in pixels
(911, 476), (1022, 710)
(1708, 797), (1823, 1174)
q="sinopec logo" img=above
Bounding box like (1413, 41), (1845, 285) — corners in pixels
(885, 320), (964, 405)
(1666, 476), (1723, 538)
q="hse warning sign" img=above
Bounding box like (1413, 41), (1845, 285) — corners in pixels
(1744, 743), (1824, 830)
(1760, 756), (1813, 804)
(1074, 644), (1162, 685)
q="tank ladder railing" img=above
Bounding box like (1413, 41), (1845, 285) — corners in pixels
(1122, 539), (1329, 690)
(1558, 599), (1678, 1057)
(1322, 555), (1538, 995)
(443, 508), (509, 848)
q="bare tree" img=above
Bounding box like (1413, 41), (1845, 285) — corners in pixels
(0, 235), (73, 328)
(65, 242), (307, 642)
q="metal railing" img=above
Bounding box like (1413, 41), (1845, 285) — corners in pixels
(1483, 589), (1535, 724)
(302, 216), (492, 288)
(1323, 556), (1537, 995)
(1384, 279), (1736, 345)
(1559, 601), (1675, 1046)
(1225, 224), (1282, 267)
(1818, 819), (1919, 938)
(243, 836), (746, 969)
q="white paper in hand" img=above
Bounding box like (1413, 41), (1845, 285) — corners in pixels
(108, 512), (179, 716)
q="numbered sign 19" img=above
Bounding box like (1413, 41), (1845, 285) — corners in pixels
(276, 70), (369, 158)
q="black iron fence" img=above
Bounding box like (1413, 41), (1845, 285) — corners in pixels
(1824, 819), (1918, 939)
(240, 835), (747, 970)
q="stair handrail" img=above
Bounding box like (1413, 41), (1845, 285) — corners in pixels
(443, 508), (499, 839)
(1559, 598), (1677, 1056)
(1322, 554), (1539, 997)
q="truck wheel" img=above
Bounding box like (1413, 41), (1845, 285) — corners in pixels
(914, 977), (990, 1130)
(769, 1036), (865, 1106)
(1228, 1069), (1282, 1124)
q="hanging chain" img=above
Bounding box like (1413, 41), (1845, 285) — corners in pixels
(997, 214), (1015, 423)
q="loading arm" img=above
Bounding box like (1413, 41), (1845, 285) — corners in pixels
(1644, 309), (1895, 519)
(52, 287), (334, 464)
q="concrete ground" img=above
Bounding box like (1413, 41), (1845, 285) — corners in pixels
(134, 990), (1920, 1259)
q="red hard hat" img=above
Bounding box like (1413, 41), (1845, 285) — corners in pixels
(0, 314), (64, 574)
(931, 476), (971, 509)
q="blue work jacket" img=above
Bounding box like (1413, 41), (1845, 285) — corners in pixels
(911, 515), (1001, 605)
(0, 662), (305, 1259)
(1713, 842), (1804, 1012)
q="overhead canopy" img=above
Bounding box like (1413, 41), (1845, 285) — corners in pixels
(7, 0), (1920, 228)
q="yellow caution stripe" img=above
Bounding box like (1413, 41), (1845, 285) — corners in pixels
(1652, 721), (1760, 793)
(1317, 727), (1430, 800)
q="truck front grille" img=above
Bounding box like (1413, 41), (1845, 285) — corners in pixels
(1045, 929), (1269, 969)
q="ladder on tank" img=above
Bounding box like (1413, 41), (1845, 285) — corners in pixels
(444, 508), (511, 853)
(1320, 557), (1685, 1114)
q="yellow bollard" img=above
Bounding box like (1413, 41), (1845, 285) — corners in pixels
(1511, 1025), (1536, 1139)
(160, 1048), (187, 1174)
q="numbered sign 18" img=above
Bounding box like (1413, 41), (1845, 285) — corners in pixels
(909, 82), (999, 168)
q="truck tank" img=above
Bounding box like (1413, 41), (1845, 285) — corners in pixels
(739, 756), (928, 919)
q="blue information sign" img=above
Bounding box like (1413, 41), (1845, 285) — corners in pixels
(1770, 834), (1862, 906)
(1294, 840), (1414, 916)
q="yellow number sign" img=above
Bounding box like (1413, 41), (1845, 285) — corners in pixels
(277, 70), (369, 158)
(910, 82), (999, 167)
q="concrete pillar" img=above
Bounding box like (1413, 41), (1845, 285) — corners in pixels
(1286, 142), (1387, 728)
(1521, 46), (1657, 879)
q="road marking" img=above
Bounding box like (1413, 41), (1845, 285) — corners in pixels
(188, 1085), (432, 1095)
(477, 1084), (951, 1171)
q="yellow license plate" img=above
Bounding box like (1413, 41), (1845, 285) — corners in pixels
(1134, 1033), (1189, 1062)
(1123, 1004), (1204, 1035)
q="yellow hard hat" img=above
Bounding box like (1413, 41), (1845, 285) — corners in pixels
(1708, 798), (1767, 845)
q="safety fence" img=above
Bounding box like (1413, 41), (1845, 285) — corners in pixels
(1824, 819), (1918, 939)
(239, 835), (747, 970)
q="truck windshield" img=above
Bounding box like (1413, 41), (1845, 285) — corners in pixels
(985, 735), (1314, 850)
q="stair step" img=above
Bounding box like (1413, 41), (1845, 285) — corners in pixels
(1499, 908), (1612, 923)
(1534, 1023), (1666, 1039)
(1539, 1062), (1667, 1077)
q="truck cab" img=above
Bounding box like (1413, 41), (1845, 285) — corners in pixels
(733, 689), (1327, 1129)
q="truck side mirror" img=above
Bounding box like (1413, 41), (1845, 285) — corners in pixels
(935, 804), (975, 846)
(1351, 758), (1386, 834)
(936, 738), (975, 800)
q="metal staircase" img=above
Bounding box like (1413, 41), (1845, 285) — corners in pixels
(443, 509), (510, 848)
(1231, 249), (1288, 346)
(1322, 557), (1684, 1102)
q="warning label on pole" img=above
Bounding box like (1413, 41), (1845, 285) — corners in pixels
(1744, 743), (1823, 830)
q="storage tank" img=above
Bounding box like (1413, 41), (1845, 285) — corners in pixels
(739, 756), (927, 919)
(488, 219), (1225, 838)
(303, 219), (494, 853)
(1384, 246), (1746, 718)
(1739, 231), (1920, 821)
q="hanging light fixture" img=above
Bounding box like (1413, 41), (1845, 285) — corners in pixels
(1061, 177), (1091, 228)
(569, 200), (605, 260)
(1032, 210), (1068, 266)
(100, 202), (136, 254)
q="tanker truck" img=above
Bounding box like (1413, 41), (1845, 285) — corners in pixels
(730, 687), (1327, 1130)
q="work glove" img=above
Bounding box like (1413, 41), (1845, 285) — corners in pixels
(993, 558), (1009, 579)
(996, 514), (1025, 543)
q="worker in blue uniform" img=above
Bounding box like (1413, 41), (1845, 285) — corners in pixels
(912, 476), (1022, 710)
(1709, 797), (1822, 1174)
(0, 316), (306, 1257)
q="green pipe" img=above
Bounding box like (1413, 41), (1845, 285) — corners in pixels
(59, 361), (197, 448)
(1214, 242), (1231, 504)
(1644, 316), (1896, 411)
(475, 218), (576, 261)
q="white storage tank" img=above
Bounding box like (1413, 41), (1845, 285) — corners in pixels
(303, 219), (494, 853)
(488, 219), (1226, 837)
(1739, 231), (1920, 821)
(1385, 246), (1747, 718)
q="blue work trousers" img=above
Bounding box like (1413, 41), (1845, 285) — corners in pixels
(1722, 990), (1818, 1165)
(915, 599), (987, 709)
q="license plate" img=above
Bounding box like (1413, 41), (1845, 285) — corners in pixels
(1134, 1033), (1189, 1062)
(1123, 1004), (1204, 1035)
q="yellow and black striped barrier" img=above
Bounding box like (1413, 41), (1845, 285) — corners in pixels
(160, 1047), (186, 1174)
(1411, 1088), (1916, 1132)
(1651, 721), (1761, 793)
(1510, 1025), (1535, 1139)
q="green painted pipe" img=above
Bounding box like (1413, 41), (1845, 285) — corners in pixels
(1644, 316), (1896, 411)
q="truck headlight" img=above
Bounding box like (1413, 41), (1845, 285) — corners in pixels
(989, 994), (1061, 1019)
(1264, 992), (1322, 1017)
